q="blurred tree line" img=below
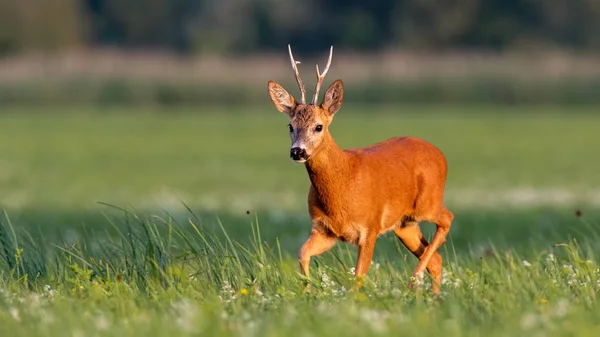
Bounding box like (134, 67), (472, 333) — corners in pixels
(1, 0), (599, 55)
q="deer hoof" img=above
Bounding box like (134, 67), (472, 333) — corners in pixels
(408, 270), (425, 289)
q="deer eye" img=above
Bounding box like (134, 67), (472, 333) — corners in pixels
(288, 124), (293, 132)
(315, 125), (323, 132)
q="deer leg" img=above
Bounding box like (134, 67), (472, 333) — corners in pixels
(410, 207), (453, 292)
(394, 222), (443, 294)
(353, 233), (377, 288)
(298, 229), (336, 291)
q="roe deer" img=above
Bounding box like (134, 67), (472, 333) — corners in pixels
(267, 45), (453, 294)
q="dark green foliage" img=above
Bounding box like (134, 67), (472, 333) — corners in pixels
(2, 77), (600, 106)
(1, 0), (600, 54)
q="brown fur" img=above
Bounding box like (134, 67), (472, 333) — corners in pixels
(267, 65), (453, 295)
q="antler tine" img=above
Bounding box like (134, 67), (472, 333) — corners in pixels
(288, 44), (307, 104)
(311, 46), (334, 105)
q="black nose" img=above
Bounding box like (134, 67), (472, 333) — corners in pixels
(290, 147), (307, 160)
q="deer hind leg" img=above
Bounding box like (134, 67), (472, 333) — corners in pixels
(410, 207), (453, 293)
(394, 221), (443, 294)
(298, 228), (336, 291)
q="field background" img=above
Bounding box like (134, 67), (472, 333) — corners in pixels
(1, 104), (600, 337)
(2, 105), (599, 248)
(2, 1), (600, 336)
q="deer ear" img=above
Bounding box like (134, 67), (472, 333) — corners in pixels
(321, 79), (344, 115)
(268, 81), (296, 116)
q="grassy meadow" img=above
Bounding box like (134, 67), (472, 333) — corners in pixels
(1, 104), (600, 336)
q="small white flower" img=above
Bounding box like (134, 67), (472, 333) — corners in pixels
(331, 286), (347, 296)
(522, 260), (532, 267)
(219, 280), (236, 303)
(320, 272), (335, 288)
(546, 254), (555, 263)
(562, 264), (575, 273)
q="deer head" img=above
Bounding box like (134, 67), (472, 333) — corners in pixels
(268, 45), (344, 163)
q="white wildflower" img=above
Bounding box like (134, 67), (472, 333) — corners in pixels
(331, 286), (346, 296)
(522, 260), (532, 267)
(562, 264), (576, 274)
(219, 280), (236, 303)
(43, 285), (57, 299)
(320, 272), (335, 288)
(546, 254), (555, 263)
(441, 269), (461, 288)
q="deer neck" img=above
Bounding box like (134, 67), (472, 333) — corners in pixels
(305, 132), (350, 200)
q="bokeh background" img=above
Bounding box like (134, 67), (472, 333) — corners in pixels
(0, 0), (599, 254)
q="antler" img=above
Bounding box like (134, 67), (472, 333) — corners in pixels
(288, 44), (307, 104)
(311, 46), (334, 105)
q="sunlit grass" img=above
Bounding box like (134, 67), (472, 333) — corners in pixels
(0, 105), (599, 336)
(1, 206), (599, 336)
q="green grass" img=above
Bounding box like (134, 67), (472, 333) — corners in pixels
(0, 104), (600, 336)
(0, 207), (599, 337)
(1, 104), (599, 211)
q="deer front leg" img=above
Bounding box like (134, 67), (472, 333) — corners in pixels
(353, 233), (377, 289)
(298, 229), (336, 291)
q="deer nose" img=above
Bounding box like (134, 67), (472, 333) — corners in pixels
(290, 147), (307, 161)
